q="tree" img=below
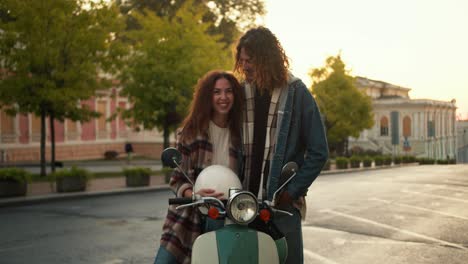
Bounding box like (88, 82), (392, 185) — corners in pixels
(310, 55), (374, 155)
(116, 0), (265, 47)
(0, 0), (125, 176)
(119, 2), (231, 148)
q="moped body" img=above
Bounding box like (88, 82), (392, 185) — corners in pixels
(161, 148), (296, 264)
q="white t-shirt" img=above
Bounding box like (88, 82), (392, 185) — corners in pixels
(209, 121), (230, 167)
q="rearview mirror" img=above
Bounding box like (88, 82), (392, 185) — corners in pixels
(161, 147), (182, 168)
(280, 162), (298, 180)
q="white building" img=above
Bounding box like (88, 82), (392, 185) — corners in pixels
(456, 120), (468, 163)
(349, 77), (457, 160)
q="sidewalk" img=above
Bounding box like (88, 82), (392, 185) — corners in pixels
(0, 162), (419, 208)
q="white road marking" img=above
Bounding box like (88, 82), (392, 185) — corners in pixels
(319, 209), (467, 250)
(370, 198), (468, 221)
(303, 249), (341, 264)
(402, 190), (468, 203)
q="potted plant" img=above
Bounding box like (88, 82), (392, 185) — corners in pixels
(0, 168), (31, 197)
(123, 167), (151, 187)
(349, 156), (361, 168)
(374, 156), (384, 166)
(335, 157), (349, 169)
(49, 166), (92, 193)
(363, 156), (372, 168)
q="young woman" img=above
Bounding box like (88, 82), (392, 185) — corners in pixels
(154, 70), (244, 264)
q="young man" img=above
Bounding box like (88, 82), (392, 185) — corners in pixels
(234, 26), (329, 263)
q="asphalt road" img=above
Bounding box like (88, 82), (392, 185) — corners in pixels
(303, 164), (468, 264)
(0, 164), (467, 263)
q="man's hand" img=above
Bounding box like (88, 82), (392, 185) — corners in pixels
(276, 191), (293, 209)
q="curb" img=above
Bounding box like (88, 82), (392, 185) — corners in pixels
(0, 184), (172, 208)
(319, 163), (420, 176)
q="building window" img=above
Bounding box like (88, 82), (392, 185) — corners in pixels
(403, 116), (411, 137)
(1, 111), (15, 143)
(380, 116), (389, 136)
(97, 101), (107, 139)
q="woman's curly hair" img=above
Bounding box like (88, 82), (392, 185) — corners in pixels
(179, 70), (244, 147)
(234, 27), (289, 92)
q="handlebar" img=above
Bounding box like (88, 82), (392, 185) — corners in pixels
(169, 197), (193, 205)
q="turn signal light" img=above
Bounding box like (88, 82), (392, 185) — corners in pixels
(208, 206), (220, 220)
(259, 209), (271, 222)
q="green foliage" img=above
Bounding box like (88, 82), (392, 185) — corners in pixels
(418, 158), (435, 165)
(436, 159), (449, 165)
(362, 156), (372, 167)
(120, 3), (232, 147)
(374, 156), (384, 166)
(383, 156), (392, 165)
(349, 156), (361, 168)
(0, 0), (126, 175)
(123, 167), (152, 178)
(117, 0), (265, 47)
(310, 55), (374, 154)
(335, 157), (349, 169)
(48, 166), (93, 182)
(0, 168), (32, 183)
(393, 156), (402, 165)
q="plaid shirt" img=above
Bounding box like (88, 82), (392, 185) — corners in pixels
(159, 131), (240, 264)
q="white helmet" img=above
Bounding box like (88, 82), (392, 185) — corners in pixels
(194, 165), (241, 200)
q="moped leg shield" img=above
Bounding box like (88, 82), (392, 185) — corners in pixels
(191, 225), (280, 264)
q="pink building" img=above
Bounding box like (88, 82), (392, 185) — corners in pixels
(0, 88), (165, 163)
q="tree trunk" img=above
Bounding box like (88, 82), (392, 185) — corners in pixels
(50, 111), (56, 173)
(163, 124), (170, 149)
(40, 106), (47, 177)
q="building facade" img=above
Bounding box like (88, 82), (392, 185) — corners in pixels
(0, 87), (166, 163)
(349, 77), (457, 159)
(456, 120), (468, 163)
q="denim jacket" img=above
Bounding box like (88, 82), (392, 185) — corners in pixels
(266, 78), (329, 200)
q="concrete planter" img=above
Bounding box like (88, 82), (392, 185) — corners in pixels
(0, 180), (27, 197)
(56, 177), (86, 193)
(125, 174), (150, 187)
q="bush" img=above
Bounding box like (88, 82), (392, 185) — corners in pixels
(363, 149), (383, 157)
(349, 156), (361, 168)
(383, 156), (392, 165)
(104, 150), (119, 160)
(374, 156), (384, 166)
(49, 166), (93, 181)
(0, 168), (31, 183)
(393, 156), (402, 165)
(0, 168), (31, 197)
(448, 159), (457, 164)
(363, 156), (372, 167)
(418, 158), (435, 165)
(123, 167), (151, 187)
(436, 159), (449, 165)
(336, 157), (349, 169)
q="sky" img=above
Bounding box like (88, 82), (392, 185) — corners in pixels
(261, 0), (468, 118)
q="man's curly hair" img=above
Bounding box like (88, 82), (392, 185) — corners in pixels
(234, 27), (289, 92)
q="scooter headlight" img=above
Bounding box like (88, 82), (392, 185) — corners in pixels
(227, 191), (258, 225)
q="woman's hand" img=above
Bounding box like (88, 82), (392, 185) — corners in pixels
(183, 188), (224, 199)
(197, 188), (224, 198)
